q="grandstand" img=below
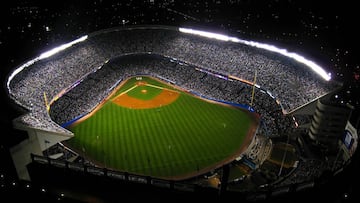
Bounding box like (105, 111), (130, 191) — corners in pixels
(6, 25), (352, 197)
(7, 25), (339, 136)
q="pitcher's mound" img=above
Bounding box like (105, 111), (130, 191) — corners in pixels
(113, 89), (179, 109)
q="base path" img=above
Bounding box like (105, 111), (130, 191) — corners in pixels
(112, 85), (180, 109)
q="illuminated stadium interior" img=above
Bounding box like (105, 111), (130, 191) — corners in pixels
(7, 26), (339, 132)
(4, 25), (357, 201)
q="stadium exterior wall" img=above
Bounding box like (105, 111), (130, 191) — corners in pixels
(10, 128), (72, 180)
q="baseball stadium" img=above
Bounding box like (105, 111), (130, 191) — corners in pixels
(6, 25), (358, 199)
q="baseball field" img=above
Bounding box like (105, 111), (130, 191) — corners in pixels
(66, 76), (258, 180)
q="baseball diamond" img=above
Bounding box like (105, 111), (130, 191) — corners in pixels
(66, 76), (258, 180)
(5, 25), (345, 195)
(112, 78), (180, 109)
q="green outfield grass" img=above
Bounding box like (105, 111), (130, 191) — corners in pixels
(65, 76), (256, 180)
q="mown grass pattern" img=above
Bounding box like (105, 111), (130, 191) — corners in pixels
(67, 76), (253, 179)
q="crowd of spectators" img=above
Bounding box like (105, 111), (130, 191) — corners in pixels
(7, 26), (340, 190)
(8, 26), (337, 136)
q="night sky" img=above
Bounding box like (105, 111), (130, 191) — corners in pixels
(1, 1), (359, 202)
